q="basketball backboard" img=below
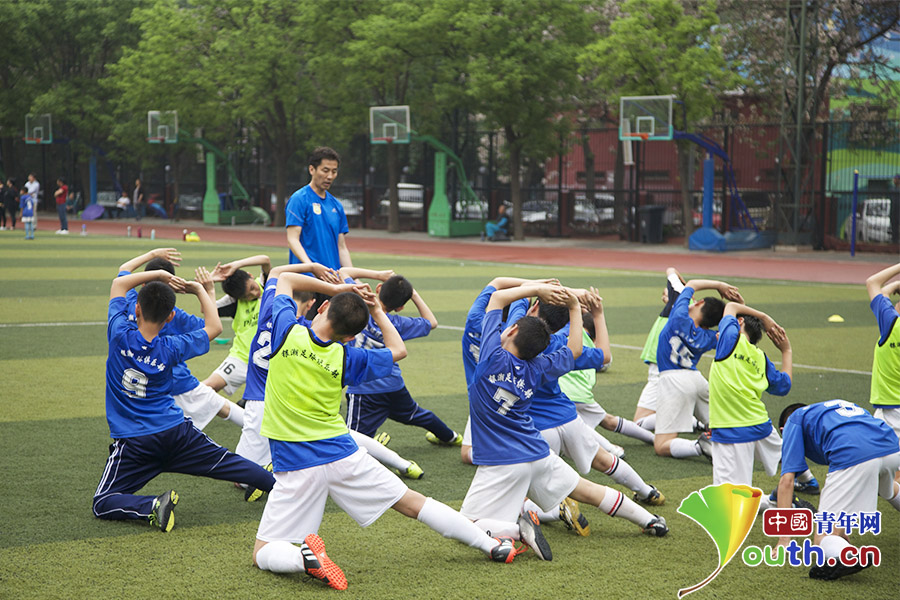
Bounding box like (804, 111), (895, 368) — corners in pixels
(25, 113), (52, 144)
(369, 105), (410, 144)
(147, 110), (178, 143)
(619, 95), (675, 142)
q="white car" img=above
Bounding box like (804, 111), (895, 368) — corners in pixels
(856, 198), (892, 243)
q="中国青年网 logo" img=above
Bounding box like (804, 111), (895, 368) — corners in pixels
(676, 483), (881, 597)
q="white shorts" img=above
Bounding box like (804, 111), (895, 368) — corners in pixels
(462, 416), (472, 446)
(235, 400), (269, 466)
(541, 418), (601, 475)
(256, 448), (408, 543)
(711, 427), (782, 486)
(173, 383), (226, 430)
(213, 356), (248, 396)
(873, 407), (900, 441)
(460, 454), (580, 522)
(575, 402), (607, 430)
(819, 452), (900, 520)
(636, 363), (660, 411)
(656, 369), (709, 434)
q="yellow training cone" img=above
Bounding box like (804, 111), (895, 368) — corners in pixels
(827, 314), (844, 323)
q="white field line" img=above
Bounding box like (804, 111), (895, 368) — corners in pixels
(2, 320), (871, 376)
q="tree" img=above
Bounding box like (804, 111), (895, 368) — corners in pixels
(449, 0), (598, 240)
(580, 0), (743, 241)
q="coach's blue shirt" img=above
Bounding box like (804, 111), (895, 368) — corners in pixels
(285, 184), (348, 269)
(656, 287), (718, 372)
(469, 309), (574, 466)
(105, 296), (209, 438)
(781, 400), (900, 474)
(529, 323), (606, 431)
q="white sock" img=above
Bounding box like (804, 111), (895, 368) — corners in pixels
(819, 535), (851, 560)
(888, 482), (900, 512)
(349, 430), (410, 471)
(635, 414), (656, 431)
(797, 469), (815, 483)
(225, 403), (244, 426)
(615, 417), (654, 444)
(669, 438), (702, 458)
(523, 498), (558, 523)
(597, 488), (654, 527)
(603, 456), (652, 498)
(758, 496), (774, 512)
(471, 517), (521, 540)
(255, 541), (303, 573)
(417, 497), (496, 554)
(590, 429), (614, 452)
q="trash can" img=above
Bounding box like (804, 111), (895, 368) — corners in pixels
(638, 205), (666, 243)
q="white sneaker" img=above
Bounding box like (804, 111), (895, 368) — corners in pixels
(0, 226), (6, 231)
(54, 229), (62, 234)
(59, 229), (69, 234)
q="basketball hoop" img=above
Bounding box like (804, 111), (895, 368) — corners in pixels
(147, 136), (165, 144)
(623, 132), (650, 141)
(24, 137), (43, 145)
(371, 137), (395, 144)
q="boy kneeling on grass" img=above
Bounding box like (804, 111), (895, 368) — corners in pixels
(252, 274), (523, 592)
(92, 268), (275, 532)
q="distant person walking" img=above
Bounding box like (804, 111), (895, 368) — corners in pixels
(134, 178), (145, 221)
(54, 177), (69, 234)
(25, 173), (40, 217)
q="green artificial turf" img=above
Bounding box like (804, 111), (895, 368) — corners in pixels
(0, 233), (896, 599)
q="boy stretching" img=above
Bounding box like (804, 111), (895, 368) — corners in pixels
(118, 249), (244, 432)
(92, 268), (275, 532)
(235, 264), (424, 483)
(203, 255), (271, 399)
(654, 278), (740, 458)
(253, 275), (523, 591)
(344, 270), (461, 446)
(531, 295), (665, 513)
(706, 302), (802, 507)
(864, 262), (900, 442)
(460, 283), (667, 562)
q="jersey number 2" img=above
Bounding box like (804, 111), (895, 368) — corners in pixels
(252, 331), (271, 369)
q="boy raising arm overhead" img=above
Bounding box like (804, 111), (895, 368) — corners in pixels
(92, 268), (275, 532)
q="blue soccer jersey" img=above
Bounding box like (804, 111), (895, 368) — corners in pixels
(656, 287), (718, 373)
(781, 400), (900, 475)
(243, 276), (313, 402)
(285, 185), (349, 269)
(105, 296), (210, 438)
(266, 294), (394, 470)
(469, 309), (574, 466)
(120, 271), (205, 396)
(346, 312), (432, 395)
(529, 323), (606, 431)
(462, 286), (528, 387)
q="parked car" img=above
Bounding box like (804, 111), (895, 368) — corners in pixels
(856, 197), (891, 243)
(379, 183), (425, 215)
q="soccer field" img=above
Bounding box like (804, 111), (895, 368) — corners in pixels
(0, 234), (896, 599)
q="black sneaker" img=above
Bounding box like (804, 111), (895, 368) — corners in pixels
(149, 490), (178, 532)
(642, 515), (668, 537)
(809, 562), (867, 580)
(518, 510), (552, 560)
(489, 536), (526, 563)
(635, 485), (666, 506)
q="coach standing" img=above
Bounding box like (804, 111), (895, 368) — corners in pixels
(285, 146), (349, 314)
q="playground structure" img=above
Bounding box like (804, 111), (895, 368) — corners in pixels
(620, 95), (774, 252)
(370, 105), (485, 237)
(148, 110), (268, 225)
